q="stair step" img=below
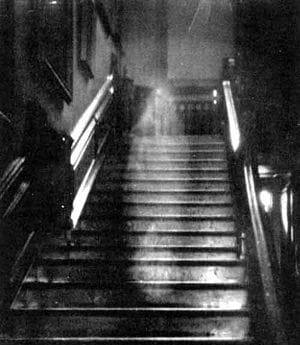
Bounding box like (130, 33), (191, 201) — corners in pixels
(84, 204), (234, 219)
(12, 307), (249, 317)
(78, 219), (236, 232)
(105, 160), (228, 170)
(36, 256), (243, 265)
(129, 134), (224, 144)
(0, 336), (254, 344)
(129, 143), (226, 151)
(130, 137), (225, 148)
(105, 165), (228, 172)
(27, 262), (245, 284)
(127, 151), (226, 160)
(20, 281), (247, 289)
(71, 230), (237, 247)
(89, 192), (232, 204)
(9, 314), (250, 338)
(67, 233), (237, 247)
(6, 134), (253, 344)
(129, 148), (225, 154)
(41, 247), (238, 261)
(94, 181), (231, 193)
(98, 171), (229, 180)
(13, 286), (248, 309)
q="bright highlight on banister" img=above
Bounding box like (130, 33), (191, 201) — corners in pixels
(70, 74), (114, 167)
(222, 81), (240, 152)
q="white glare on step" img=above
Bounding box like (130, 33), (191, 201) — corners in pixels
(156, 88), (163, 96)
(259, 190), (273, 213)
(213, 89), (218, 98)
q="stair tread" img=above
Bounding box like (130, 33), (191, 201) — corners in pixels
(8, 133), (253, 343)
(11, 307), (250, 315)
(103, 166), (228, 172)
(84, 205), (234, 218)
(26, 265), (246, 285)
(126, 153), (226, 160)
(9, 314), (250, 338)
(97, 177), (230, 182)
(127, 148), (226, 153)
(94, 182), (231, 193)
(98, 173), (230, 181)
(0, 336), (254, 344)
(12, 286), (248, 309)
(89, 198), (232, 206)
(78, 219), (236, 232)
(73, 229), (237, 235)
(42, 244), (238, 250)
(21, 280), (247, 288)
(36, 258), (243, 265)
(129, 134), (224, 142)
(48, 235), (237, 248)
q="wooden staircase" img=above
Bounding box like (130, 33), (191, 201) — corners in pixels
(4, 135), (253, 344)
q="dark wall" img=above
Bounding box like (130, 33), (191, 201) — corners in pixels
(0, 0), (15, 115)
(167, 0), (234, 84)
(121, 0), (168, 88)
(235, 0), (297, 151)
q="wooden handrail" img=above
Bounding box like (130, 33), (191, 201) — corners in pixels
(71, 129), (110, 228)
(244, 163), (286, 345)
(223, 79), (287, 344)
(70, 75), (113, 168)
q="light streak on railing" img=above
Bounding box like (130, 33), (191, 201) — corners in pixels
(223, 80), (240, 152)
(70, 75), (113, 167)
(244, 163), (286, 345)
(71, 75), (113, 144)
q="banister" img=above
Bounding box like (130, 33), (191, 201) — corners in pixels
(223, 78), (288, 344)
(244, 163), (286, 345)
(70, 74), (113, 168)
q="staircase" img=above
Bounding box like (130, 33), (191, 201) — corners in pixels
(6, 134), (252, 344)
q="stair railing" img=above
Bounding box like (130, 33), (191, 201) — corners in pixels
(222, 79), (287, 345)
(71, 74), (113, 170)
(70, 74), (114, 230)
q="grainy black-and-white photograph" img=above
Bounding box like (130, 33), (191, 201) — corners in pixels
(0, 0), (299, 343)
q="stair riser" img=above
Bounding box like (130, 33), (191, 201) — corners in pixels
(9, 134), (251, 344)
(89, 192), (232, 204)
(129, 142), (226, 150)
(130, 135), (224, 145)
(84, 205), (234, 218)
(98, 171), (229, 180)
(105, 161), (229, 170)
(42, 250), (238, 261)
(11, 315), (250, 338)
(127, 152), (226, 160)
(13, 288), (248, 309)
(66, 235), (237, 247)
(95, 181), (231, 192)
(78, 219), (236, 232)
(28, 265), (245, 284)
(129, 145), (226, 152)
